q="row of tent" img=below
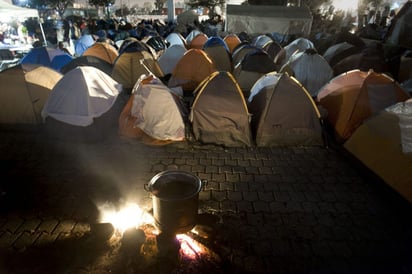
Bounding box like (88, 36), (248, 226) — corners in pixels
(16, 28), (412, 99)
(1, 26), (411, 148)
(0, 60), (410, 148)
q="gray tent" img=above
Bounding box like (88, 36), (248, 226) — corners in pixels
(248, 72), (323, 147)
(190, 71), (253, 147)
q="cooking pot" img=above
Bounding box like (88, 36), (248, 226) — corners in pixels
(144, 170), (206, 234)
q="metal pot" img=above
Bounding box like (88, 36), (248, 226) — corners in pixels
(145, 170), (205, 235)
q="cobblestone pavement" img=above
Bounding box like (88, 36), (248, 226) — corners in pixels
(0, 129), (412, 274)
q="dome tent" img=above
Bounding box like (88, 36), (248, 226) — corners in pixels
(42, 66), (126, 142)
(0, 65), (62, 127)
(248, 72), (323, 147)
(190, 71), (253, 147)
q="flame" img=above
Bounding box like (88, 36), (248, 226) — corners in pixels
(99, 202), (154, 234)
(176, 233), (203, 259)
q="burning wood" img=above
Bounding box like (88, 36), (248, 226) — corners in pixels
(94, 201), (223, 273)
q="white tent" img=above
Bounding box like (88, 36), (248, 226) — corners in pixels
(42, 66), (122, 127)
(0, 0), (38, 21)
(0, 0), (46, 45)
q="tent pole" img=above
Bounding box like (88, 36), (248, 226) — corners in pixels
(38, 18), (47, 46)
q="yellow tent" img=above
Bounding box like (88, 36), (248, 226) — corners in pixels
(0, 65), (62, 126)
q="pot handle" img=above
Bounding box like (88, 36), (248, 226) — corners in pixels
(201, 179), (208, 190)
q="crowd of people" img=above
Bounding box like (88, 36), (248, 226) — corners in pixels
(0, 2), (406, 60)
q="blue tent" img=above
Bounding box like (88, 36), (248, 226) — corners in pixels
(20, 46), (73, 72)
(75, 34), (95, 56)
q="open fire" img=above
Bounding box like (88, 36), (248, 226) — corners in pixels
(96, 201), (221, 272)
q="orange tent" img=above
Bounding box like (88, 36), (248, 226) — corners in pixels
(188, 33), (208, 49)
(344, 105), (412, 204)
(317, 69), (410, 142)
(167, 49), (216, 94)
(83, 42), (119, 65)
(223, 34), (241, 54)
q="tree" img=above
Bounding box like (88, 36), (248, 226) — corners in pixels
(89, 0), (115, 18)
(186, 0), (226, 20)
(30, 0), (74, 18)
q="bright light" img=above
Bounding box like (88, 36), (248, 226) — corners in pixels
(332, 0), (359, 12)
(99, 202), (154, 234)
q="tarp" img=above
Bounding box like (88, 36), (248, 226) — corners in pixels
(0, 0), (38, 22)
(226, 5), (312, 37)
(190, 71), (253, 147)
(0, 65), (62, 126)
(317, 69), (411, 142)
(344, 106), (412, 203)
(248, 72), (323, 147)
(119, 76), (186, 145)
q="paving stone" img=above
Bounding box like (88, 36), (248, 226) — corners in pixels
(12, 231), (39, 251)
(15, 218), (42, 234)
(2, 128), (412, 274)
(211, 190), (227, 202)
(252, 200), (270, 213)
(52, 220), (75, 235)
(220, 200), (237, 213)
(0, 231), (21, 248)
(236, 159), (250, 167)
(236, 200), (253, 212)
(2, 217), (24, 234)
(219, 181), (234, 191)
(273, 191), (291, 202)
(218, 165), (232, 173)
(211, 173), (225, 182)
(34, 231), (59, 247)
(227, 191), (242, 201)
(242, 191), (258, 202)
(257, 191), (274, 202)
(245, 166), (259, 174)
